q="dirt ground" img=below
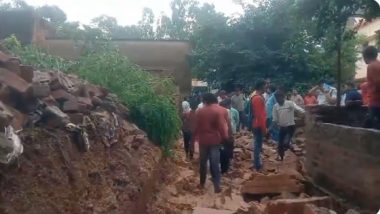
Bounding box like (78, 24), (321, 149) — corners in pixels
(0, 121), (161, 214)
(148, 131), (320, 214)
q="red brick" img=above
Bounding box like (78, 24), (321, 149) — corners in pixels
(51, 89), (75, 102)
(265, 197), (332, 214)
(0, 68), (30, 94)
(19, 65), (34, 82)
(241, 174), (304, 195)
(32, 84), (50, 98)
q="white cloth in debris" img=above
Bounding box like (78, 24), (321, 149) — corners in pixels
(273, 101), (305, 127)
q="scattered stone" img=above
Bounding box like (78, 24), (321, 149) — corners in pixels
(32, 83), (50, 98)
(241, 173), (304, 195)
(51, 89), (75, 103)
(0, 68), (30, 94)
(19, 65), (34, 82)
(265, 197), (332, 214)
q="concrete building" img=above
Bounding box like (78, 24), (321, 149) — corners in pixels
(0, 10), (191, 96)
(354, 18), (380, 80)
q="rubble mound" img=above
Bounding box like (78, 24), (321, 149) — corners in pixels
(0, 50), (162, 213)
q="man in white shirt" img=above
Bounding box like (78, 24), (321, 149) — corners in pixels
(309, 82), (337, 105)
(273, 90), (305, 161)
(182, 97), (190, 113)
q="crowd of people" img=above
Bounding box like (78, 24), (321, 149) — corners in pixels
(180, 45), (380, 194)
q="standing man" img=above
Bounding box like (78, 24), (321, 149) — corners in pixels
(250, 79), (267, 171)
(195, 93), (228, 193)
(290, 89), (305, 108)
(182, 97), (190, 113)
(273, 90), (305, 161)
(265, 85), (278, 144)
(363, 46), (380, 129)
(231, 86), (246, 131)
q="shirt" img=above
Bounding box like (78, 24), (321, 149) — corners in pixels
(273, 101), (305, 127)
(265, 93), (277, 119)
(367, 60), (380, 107)
(291, 94), (304, 107)
(182, 110), (196, 132)
(304, 95), (317, 106)
(195, 104), (228, 146)
(230, 107), (240, 134)
(360, 82), (369, 106)
(317, 85), (337, 105)
(251, 94), (266, 131)
(231, 94), (245, 111)
(345, 89), (362, 104)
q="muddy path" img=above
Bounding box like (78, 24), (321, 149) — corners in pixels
(148, 131), (331, 214)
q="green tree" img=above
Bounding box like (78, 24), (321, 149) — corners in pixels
(298, 0), (380, 105)
(138, 7), (155, 39)
(35, 5), (67, 26)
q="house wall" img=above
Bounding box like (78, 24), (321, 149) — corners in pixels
(305, 106), (380, 210)
(35, 39), (192, 96)
(355, 18), (380, 80)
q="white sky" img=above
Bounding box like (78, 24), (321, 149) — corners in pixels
(22, 0), (244, 26)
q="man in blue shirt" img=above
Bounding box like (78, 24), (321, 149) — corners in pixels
(265, 85), (279, 143)
(344, 81), (362, 107)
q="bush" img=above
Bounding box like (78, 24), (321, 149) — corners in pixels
(74, 51), (180, 154)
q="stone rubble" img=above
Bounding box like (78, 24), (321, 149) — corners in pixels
(0, 48), (131, 162)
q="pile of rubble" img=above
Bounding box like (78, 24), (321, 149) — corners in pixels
(0, 49), (131, 163)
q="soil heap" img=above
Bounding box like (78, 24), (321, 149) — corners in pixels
(0, 49), (162, 213)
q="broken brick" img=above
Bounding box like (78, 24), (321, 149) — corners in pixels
(91, 96), (103, 107)
(20, 65), (34, 82)
(265, 197), (332, 214)
(0, 68), (30, 94)
(62, 99), (79, 113)
(51, 89), (76, 103)
(3, 57), (21, 75)
(77, 97), (93, 109)
(32, 84), (50, 98)
(241, 173), (304, 195)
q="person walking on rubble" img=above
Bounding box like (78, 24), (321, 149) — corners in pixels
(181, 102), (197, 160)
(219, 98), (238, 174)
(249, 79), (267, 171)
(363, 46), (380, 129)
(194, 93), (228, 193)
(273, 90), (305, 161)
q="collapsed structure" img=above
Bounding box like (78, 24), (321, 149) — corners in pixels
(0, 47), (163, 213)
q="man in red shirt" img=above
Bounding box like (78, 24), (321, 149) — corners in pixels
(304, 92), (317, 106)
(363, 46), (380, 129)
(250, 79), (267, 171)
(195, 93), (228, 193)
(360, 81), (369, 106)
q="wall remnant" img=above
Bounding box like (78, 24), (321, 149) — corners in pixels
(305, 106), (380, 210)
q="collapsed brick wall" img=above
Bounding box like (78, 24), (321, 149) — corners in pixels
(305, 106), (380, 210)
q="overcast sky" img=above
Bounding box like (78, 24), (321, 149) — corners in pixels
(22, 0), (244, 26)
